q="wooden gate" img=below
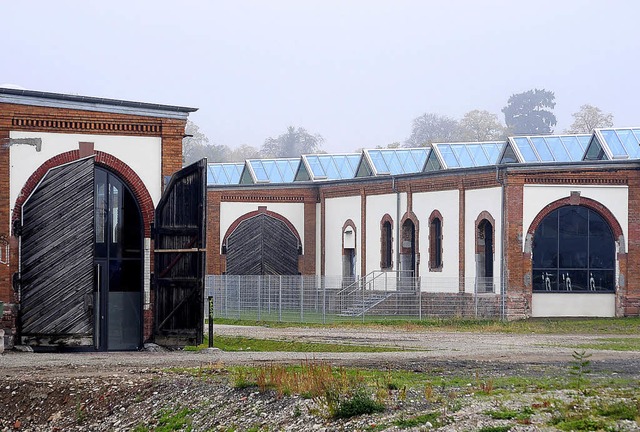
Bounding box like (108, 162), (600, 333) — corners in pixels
(226, 213), (300, 275)
(20, 158), (95, 345)
(154, 160), (207, 346)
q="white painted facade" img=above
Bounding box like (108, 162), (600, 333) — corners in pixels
(324, 196), (362, 278)
(413, 189), (460, 289)
(219, 202), (306, 252)
(531, 293), (616, 317)
(464, 187), (503, 293)
(364, 193), (400, 275)
(9, 131), (163, 215)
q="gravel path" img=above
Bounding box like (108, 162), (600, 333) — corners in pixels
(2, 325), (639, 375)
(2, 325), (640, 431)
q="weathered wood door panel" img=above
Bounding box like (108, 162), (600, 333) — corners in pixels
(226, 214), (299, 275)
(20, 158), (95, 341)
(154, 159), (207, 346)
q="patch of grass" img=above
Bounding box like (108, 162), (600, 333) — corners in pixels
(185, 335), (403, 353)
(393, 412), (441, 428)
(551, 416), (609, 431)
(154, 407), (194, 432)
(572, 337), (640, 352)
(213, 316), (640, 335)
(485, 406), (534, 423)
(593, 400), (640, 421)
(332, 388), (385, 419)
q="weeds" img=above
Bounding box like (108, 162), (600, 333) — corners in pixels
(393, 412), (441, 428)
(569, 350), (592, 391)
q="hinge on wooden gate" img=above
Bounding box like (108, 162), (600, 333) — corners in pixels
(12, 219), (22, 237)
(12, 272), (20, 292)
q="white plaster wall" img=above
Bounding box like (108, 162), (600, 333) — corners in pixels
(412, 189), (460, 292)
(531, 293), (615, 317)
(9, 131), (162, 221)
(324, 195), (362, 277)
(219, 202), (305, 252)
(522, 185), (628, 251)
(464, 187), (503, 293)
(364, 193), (399, 275)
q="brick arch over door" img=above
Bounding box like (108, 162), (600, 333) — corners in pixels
(12, 150), (155, 236)
(222, 208), (302, 275)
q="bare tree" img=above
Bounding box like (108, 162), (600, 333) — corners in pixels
(459, 110), (506, 141)
(405, 113), (462, 147)
(566, 104), (614, 134)
(228, 144), (261, 162)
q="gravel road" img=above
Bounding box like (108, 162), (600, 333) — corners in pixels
(2, 325), (640, 431)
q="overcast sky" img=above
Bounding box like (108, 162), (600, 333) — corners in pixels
(2, 1), (639, 153)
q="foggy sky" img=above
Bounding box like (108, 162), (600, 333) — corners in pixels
(2, 1), (639, 153)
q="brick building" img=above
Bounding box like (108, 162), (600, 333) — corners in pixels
(207, 134), (640, 320)
(0, 88), (199, 350)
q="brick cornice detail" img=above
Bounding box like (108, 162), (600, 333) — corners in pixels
(11, 115), (162, 136)
(525, 177), (627, 185)
(221, 194), (304, 203)
(12, 150), (155, 236)
(526, 196), (624, 241)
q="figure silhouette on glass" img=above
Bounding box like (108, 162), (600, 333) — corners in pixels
(562, 273), (572, 291)
(542, 272), (552, 291)
(590, 273), (596, 291)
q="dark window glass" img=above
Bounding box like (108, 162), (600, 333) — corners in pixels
(532, 206), (615, 292)
(430, 217), (442, 269)
(381, 221), (392, 269)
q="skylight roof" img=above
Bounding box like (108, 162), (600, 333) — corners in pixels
(500, 134), (590, 164)
(427, 141), (503, 170)
(207, 163), (244, 185)
(584, 128), (640, 160)
(240, 158), (299, 184)
(295, 153), (360, 181)
(356, 148), (430, 177)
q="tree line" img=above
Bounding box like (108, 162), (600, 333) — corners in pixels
(184, 89), (615, 165)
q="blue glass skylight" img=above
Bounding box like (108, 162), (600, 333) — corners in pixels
(506, 134), (590, 163)
(430, 141), (503, 169)
(245, 158), (299, 183)
(207, 163), (244, 185)
(595, 128), (640, 159)
(361, 148), (430, 175)
(299, 153), (360, 181)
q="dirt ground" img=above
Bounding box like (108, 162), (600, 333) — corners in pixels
(1, 325), (639, 431)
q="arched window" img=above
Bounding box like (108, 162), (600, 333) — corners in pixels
(476, 214), (495, 293)
(532, 206), (615, 292)
(428, 211), (443, 271)
(380, 215), (393, 269)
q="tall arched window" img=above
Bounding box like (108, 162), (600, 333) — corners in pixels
(476, 214), (495, 293)
(429, 211), (443, 271)
(532, 206), (615, 292)
(380, 215), (393, 270)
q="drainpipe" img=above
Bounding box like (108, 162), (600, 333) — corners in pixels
(393, 177), (400, 272)
(496, 165), (506, 320)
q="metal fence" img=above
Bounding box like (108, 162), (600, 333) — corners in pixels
(205, 272), (504, 323)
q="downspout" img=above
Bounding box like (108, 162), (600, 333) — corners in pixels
(393, 177), (400, 272)
(496, 165), (506, 320)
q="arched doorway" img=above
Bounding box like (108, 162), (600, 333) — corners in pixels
(476, 218), (494, 293)
(224, 212), (300, 275)
(19, 159), (144, 350)
(400, 219), (416, 276)
(532, 206), (615, 293)
(94, 167), (143, 350)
